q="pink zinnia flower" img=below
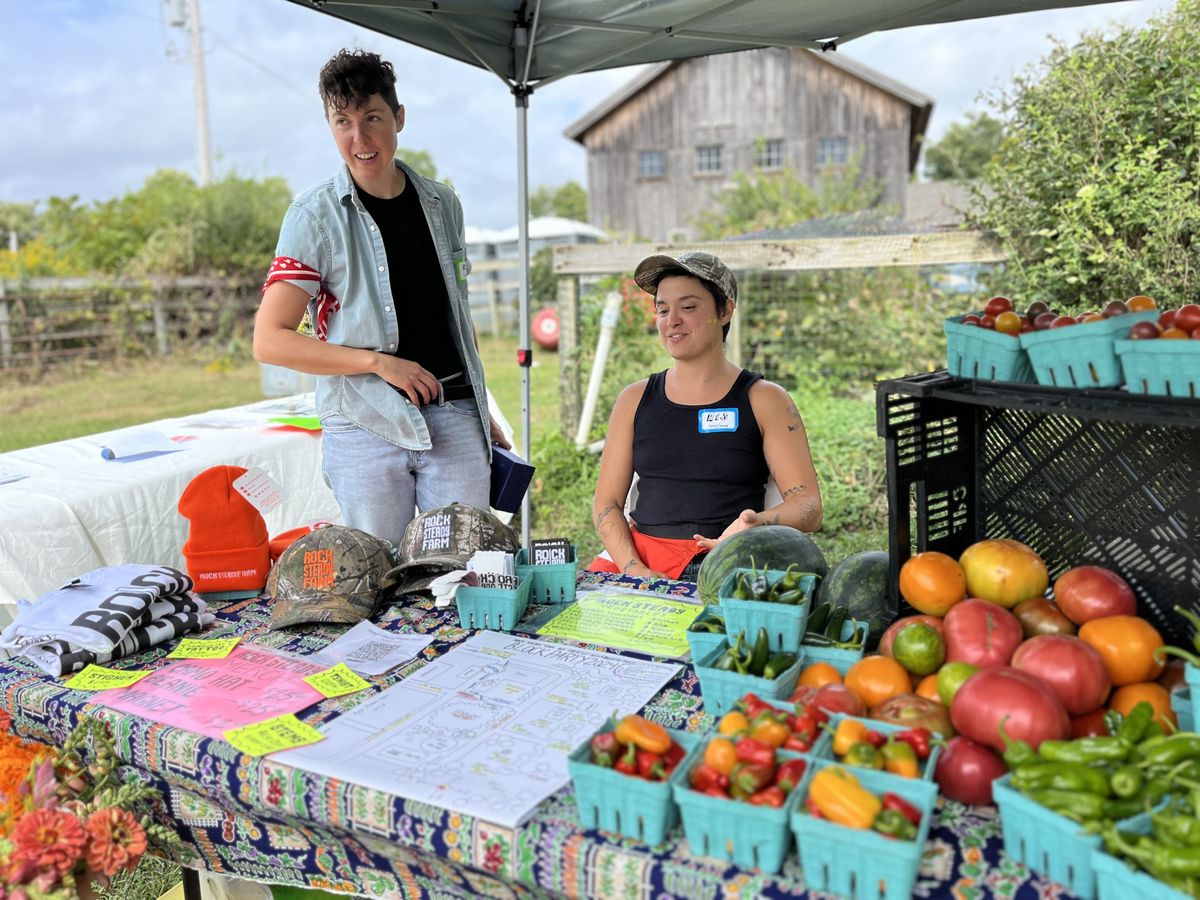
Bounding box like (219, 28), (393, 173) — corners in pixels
(84, 808), (147, 878)
(9, 807), (86, 877)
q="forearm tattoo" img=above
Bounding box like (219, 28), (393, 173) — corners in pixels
(781, 484), (807, 500)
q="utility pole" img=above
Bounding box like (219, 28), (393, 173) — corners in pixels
(166, 0), (213, 185)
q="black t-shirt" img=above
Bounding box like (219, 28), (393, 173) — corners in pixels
(358, 181), (465, 383)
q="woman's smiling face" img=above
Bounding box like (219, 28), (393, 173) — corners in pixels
(654, 275), (730, 357)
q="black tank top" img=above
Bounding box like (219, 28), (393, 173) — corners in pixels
(631, 369), (769, 539)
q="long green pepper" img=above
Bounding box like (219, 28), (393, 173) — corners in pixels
(1012, 761), (1111, 796)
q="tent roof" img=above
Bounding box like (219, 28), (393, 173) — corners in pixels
(285, 0), (1121, 91)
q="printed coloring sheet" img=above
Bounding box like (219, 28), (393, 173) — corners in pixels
(274, 630), (680, 827)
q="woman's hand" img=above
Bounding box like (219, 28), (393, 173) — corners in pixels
(623, 562), (669, 580)
(693, 509), (760, 551)
(489, 418), (512, 450)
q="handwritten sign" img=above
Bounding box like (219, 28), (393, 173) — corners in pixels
(224, 713), (325, 757)
(65, 665), (152, 691)
(303, 663), (370, 698)
(537, 590), (700, 658)
(167, 637), (240, 659)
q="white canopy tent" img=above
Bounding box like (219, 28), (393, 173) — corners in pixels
(284, 0), (1122, 544)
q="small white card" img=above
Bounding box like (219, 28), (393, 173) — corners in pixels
(232, 466), (284, 516)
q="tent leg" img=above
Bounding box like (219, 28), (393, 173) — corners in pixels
(515, 92), (532, 549)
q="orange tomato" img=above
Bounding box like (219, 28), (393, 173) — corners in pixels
(915, 673), (942, 703)
(844, 656), (912, 708)
(1127, 295), (1158, 312)
(798, 662), (843, 690)
(1109, 682), (1176, 731)
(1077, 615), (1165, 686)
(899, 552), (966, 617)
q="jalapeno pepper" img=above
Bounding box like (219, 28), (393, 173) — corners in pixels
(732, 572), (754, 601)
(1011, 761), (1112, 796)
(1037, 735), (1130, 764)
(773, 587), (806, 605)
(872, 808), (917, 841)
(762, 651), (798, 680)
(689, 614), (726, 634)
(589, 731), (618, 767)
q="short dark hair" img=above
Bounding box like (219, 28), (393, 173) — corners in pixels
(650, 266), (733, 341)
(319, 49), (399, 115)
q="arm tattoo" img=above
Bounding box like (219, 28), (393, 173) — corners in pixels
(786, 402), (802, 433)
(622, 559), (638, 574)
(594, 503), (619, 531)
(781, 484), (806, 500)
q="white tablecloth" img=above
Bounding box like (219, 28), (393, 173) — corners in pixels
(0, 395), (341, 624)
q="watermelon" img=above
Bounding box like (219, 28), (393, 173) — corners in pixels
(815, 550), (895, 648)
(696, 525), (828, 605)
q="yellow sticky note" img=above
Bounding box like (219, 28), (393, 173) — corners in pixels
(65, 665), (152, 691)
(303, 663), (371, 698)
(224, 714), (324, 757)
(167, 637), (241, 659)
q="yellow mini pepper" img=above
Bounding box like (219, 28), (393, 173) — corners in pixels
(808, 766), (882, 830)
(831, 718), (871, 757)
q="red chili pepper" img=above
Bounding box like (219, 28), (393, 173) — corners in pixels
(636, 748), (666, 781)
(784, 735), (812, 753)
(789, 712), (819, 745)
(702, 786), (730, 799)
(590, 731), (618, 768)
(894, 727), (933, 760)
(805, 794), (824, 818)
(614, 742), (638, 776)
(864, 729), (887, 749)
(661, 741), (686, 775)
(748, 785), (787, 807)
(688, 762), (729, 793)
(881, 792), (923, 827)
(800, 700), (829, 728)
(734, 736), (776, 769)
(774, 758), (808, 794)
(730, 762), (776, 800)
(739, 692), (773, 719)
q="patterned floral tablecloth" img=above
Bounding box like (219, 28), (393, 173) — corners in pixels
(0, 573), (1074, 899)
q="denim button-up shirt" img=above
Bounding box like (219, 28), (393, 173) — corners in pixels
(274, 159), (490, 453)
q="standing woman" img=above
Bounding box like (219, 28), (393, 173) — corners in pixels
(589, 251), (822, 581)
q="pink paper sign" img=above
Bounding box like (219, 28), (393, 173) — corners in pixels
(96, 643), (325, 740)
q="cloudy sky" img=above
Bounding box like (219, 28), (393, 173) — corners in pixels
(2, 0), (1173, 230)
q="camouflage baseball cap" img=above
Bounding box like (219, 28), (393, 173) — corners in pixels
(633, 251), (738, 303)
(268, 525), (398, 630)
(388, 503), (519, 596)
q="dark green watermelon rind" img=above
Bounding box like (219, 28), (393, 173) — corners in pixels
(815, 549), (896, 649)
(696, 525), (828, 606)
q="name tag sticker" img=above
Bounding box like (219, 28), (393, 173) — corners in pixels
(698, 408), (738, 433)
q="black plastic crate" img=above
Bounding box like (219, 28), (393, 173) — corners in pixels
(876, 371), (1200, 646)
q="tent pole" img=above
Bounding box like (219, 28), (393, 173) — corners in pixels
(515, 89), (532, 549)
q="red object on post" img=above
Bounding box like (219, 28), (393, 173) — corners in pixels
(532, 307), (560, 351)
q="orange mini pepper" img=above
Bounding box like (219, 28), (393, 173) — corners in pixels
(703, 736), (739, 776)
(614, 714), (671, 754)
(807, 766), (881, 830)
(831, 718), (871, 757)
(749, 712), (791, 748)
(718, 710), (751, 738)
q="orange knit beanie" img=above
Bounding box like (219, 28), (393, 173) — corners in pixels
(178, 465), (270, 594)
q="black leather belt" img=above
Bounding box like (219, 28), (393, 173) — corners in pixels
(440, 384), (475, 403)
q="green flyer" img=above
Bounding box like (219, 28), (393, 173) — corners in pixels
(536, 589), (701, 659)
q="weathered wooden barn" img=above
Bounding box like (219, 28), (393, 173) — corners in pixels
(565, 47), (933, 242)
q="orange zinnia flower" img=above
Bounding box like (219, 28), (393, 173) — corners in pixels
(84, 808), (148, 878)
(9, 807), (86, 877)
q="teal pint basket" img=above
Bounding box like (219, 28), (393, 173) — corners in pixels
(567, 726), (699, 846)
(694, 644), (804, 716)
(801, 617), (867, 675)
(1116, 338), (1200, 398)
(671, 736), (809, 873)
(944, 313), (1034, 383)
(1171, 686), (1193, 733)
(1185, 663), (1200, 733)
(717, 568), (816, 654)
(810, 713), (942, 781)
(455, 575), (532, 631)
(686, 608), (728, 662)
(516, 546), (579, 604)
(993, 772), (1102, 898)
(791, 760), (937, 900)
(1020, 310), (1159, 388)
(1091, 810), (1193, 900)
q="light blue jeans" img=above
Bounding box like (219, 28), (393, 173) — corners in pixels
(320, 399), (490, 548)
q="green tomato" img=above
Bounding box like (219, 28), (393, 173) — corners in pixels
(937, 661), (980, 707)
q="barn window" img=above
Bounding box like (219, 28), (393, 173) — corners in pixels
(757, 139), (784, 169)
(639, 150), (666, 178)
(817, 136), (848, 166)
(696, 144), (723, 173)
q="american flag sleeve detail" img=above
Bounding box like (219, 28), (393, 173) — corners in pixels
(263, 256), (341, 341)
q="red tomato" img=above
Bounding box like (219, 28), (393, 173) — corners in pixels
(1033, 312), (1058, 330)
(1070, 707), (1110, 738)
(879, 615), (946, 658)
(869, 693), (955, 739)
(934, 736), (1008, 805)
(1104, 300), (1130, 318)
(984, 296), (1014, 317)
(1177, 304), (1200, 333)
(962, 314), (981, 326)
(943, 599), (1025, 669)
(1128, 320), (1162, 340)
(1053, 566), (1137, 625)
(1011, 598), (1077, 639)
(1159, 309), (1177, 329)
(806, 682), (866, 718)
(951, 666), (1070, 752)
(1025, 301), (1050, 319)
(1011, 634), (1111, 716)
(1050, 315), (1077, 328)
(979, 314), (996, 329)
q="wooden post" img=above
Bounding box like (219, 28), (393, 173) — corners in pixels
(556, 272), (581, 439)
(0, 281), (10, 370)
(152, 284), (169, 356)
(487, 280), (501, 336)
